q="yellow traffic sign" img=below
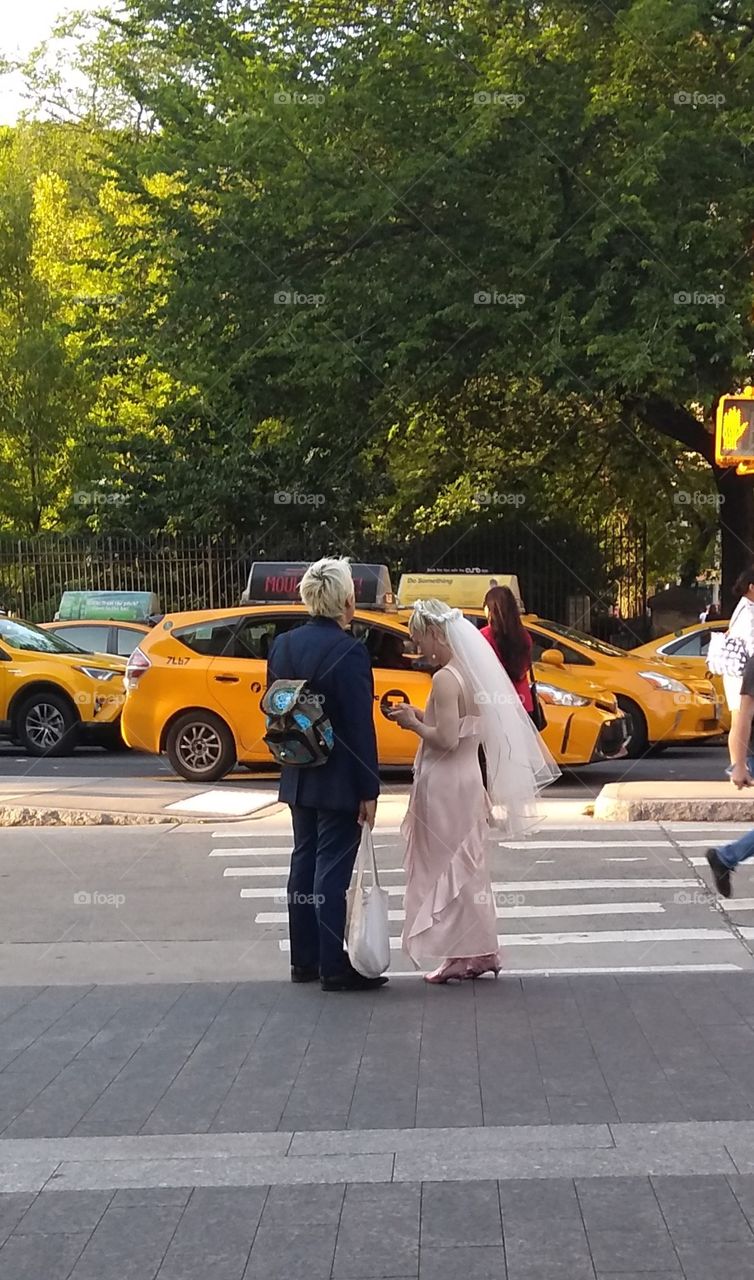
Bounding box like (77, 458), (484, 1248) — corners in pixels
(715, 388), (754, 473)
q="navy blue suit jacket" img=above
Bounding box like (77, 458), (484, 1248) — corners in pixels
(267, 617), (380, 812)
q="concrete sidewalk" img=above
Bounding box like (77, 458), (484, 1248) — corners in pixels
(595, 780), (754, 823)
(0, 774), (593, 828)
(4, 976), (754, 1277)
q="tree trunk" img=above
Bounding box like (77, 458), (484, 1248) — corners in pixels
(635, 397), (754, 613)
(714, 466), (754, 613)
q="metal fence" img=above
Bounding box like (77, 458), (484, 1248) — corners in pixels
(0, 522), (647, 633)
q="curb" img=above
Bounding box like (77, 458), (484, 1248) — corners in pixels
(0, 806), (181, 827)
(594, 798), (754, 822)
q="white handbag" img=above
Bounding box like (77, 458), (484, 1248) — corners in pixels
(346, 824), (390, 978)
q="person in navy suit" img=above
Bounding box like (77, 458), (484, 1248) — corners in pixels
(267, 558), (387, 991)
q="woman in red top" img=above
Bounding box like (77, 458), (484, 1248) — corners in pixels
(481, 586), (534, 714)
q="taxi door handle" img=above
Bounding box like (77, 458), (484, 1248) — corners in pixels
(213, 674), (239, 684)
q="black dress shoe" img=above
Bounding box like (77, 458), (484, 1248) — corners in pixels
(706, 849), (732, 898)
(321, 970), (389, 992)
(290, 966), (320, 983)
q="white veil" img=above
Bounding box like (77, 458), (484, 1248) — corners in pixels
(414, 601), (560, 837)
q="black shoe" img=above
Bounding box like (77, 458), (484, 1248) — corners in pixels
(321, 970), (389, 992)
(706, 849), (732, 898)
(290, 966), (320, 983)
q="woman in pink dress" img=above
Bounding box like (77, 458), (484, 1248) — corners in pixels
(389, 599), (559, 984)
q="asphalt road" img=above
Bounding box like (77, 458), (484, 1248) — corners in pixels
(0, 740), (731, 799)
(1, 818), (752, 985)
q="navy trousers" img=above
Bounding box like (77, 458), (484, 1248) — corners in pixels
(288, 806), (362, 978)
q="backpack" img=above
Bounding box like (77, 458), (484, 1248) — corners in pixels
(260, 635), (334, 767)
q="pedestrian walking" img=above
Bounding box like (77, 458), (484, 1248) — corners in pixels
(266, 557), (387, 992)
(388, 599), (559, 983)
(707, 652), (754, 897)
(480, 584), (534, 715)
(719, 568), (754, 715)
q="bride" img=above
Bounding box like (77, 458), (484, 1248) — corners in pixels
(389, 599), (559, 983)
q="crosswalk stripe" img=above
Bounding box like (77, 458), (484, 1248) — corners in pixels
(238, 878), (698, 899)
(254, 902), (667, 925)
(278, 928), (731, 953)
(721, 899), (754, 910)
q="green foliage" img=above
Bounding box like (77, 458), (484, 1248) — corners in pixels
(2, 0), (754, 587)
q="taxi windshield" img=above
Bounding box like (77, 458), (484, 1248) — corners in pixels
(535, 619), (629, 658)
(0, 618), (86, 655)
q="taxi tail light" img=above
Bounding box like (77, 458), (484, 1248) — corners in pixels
(125, 647), (150, 692)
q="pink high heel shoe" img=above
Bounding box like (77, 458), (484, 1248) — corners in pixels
(466, 953), (501, 979)
(424, 957), (471, 984)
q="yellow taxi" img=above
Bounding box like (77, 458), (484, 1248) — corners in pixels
(40, 618), (151, 658)
(520, 616), (722, 755)
(121, 589), (628, 781)
(396, 574), (720, 757)
(0, 616), (126, 755)
(633, 620), (729, 729)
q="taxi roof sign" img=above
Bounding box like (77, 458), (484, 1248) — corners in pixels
(397, 573), (523, 611)
(57, 590), (160, 622)
(242, 562), (394, 607)
(716, 389), (754, 473)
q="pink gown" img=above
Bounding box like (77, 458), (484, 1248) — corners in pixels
(401, 663), (499, 967)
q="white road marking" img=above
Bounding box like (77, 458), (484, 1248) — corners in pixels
(605, 857), (648, 863)
(721, 900), (754, 910)
(168, 790), (279, 816)
(255, 902), (667, 925)
(278, 929), (732, 952)
(238, 877), (698, 897)
(387, 965), (743, 976)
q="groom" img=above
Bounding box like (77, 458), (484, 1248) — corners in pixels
(267, 557), (387, 992)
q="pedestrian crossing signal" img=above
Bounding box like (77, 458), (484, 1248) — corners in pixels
(716, 390), (754, 474)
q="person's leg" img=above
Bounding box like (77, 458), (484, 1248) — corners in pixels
(288, 806), (319, 973)
(313, 809), (361, 978)
(716, 828), (754, 870)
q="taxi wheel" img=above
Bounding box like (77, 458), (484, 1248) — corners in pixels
(616, 696), (648, 758)
(166, 711), (236, 782)
(16, 692), (79, 757)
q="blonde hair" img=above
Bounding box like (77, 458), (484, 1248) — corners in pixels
(408, 598), (460, 638)
(299, 557), (355, 618)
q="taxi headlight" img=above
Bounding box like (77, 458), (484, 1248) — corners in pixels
(637, 670), (689, 694)
(537, 682), (589, 707)
(75, 666), (117, 682)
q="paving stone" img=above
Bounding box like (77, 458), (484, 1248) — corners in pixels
(158, 1188), (267, 1280)
(0, 1230), (90, 1280)
(576, 1177), (679, 1274)
(500, 1177), (593, 1280)
(418, 1244), (506, 1279)
(245, 1217), (337, 1279)
(113, 1188), (192, 1207)
(12, 1190), (112, 1235)
(68, 1203), (185, 1280)
(333, 1183), (421, 1277)
(0, 1194), (35, 1247)
(421, 1181), (502, 1247)
(674, 1238), (754, 1279)
(652, 1175), (754, 1242)
(262, 1184), (344, 1225)
(50, 1152), (394, 1191)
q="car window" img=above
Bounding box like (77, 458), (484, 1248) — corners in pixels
(532, 618), (627, 658)
(50, 624), (111, 654)
(351, 621), (417, 669)
(175, 618), (242, 657)
(233, 618), (277, 660)
(662, 630), (709, 658)
(528, 629), (593, 666)
(0, 618), (86, 654)
(115, 627), (145, 656)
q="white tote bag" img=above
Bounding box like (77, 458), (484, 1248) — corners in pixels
(346, 824), (390, 978)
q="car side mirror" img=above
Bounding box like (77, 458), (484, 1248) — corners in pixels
(541, 648), (565, 667)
